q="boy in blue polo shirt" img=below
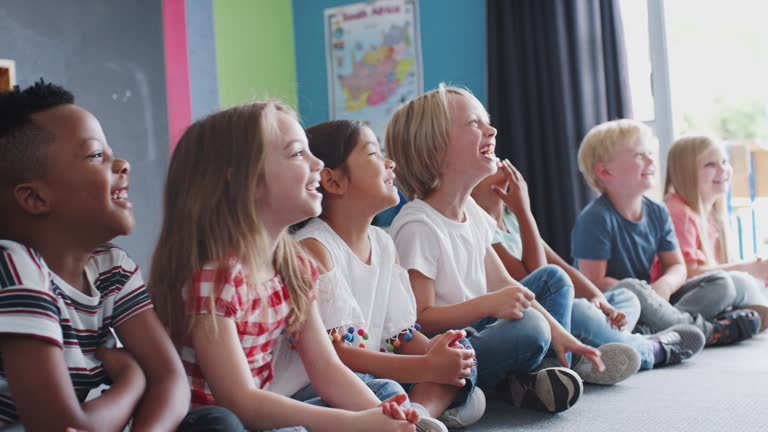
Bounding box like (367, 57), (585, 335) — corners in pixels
(571, 119), (760, 348)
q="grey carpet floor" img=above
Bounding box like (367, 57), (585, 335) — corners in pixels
(468, 333), (768, 432)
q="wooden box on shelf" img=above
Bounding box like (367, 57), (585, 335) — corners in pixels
(0, 59), (16, 91)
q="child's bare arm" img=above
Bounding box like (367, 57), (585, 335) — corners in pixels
(652, 250), (687, 300)
(577, 259), (620, 291)
(295, 303), (389, 410)
(115, 309), (190, 430)
(484, 248), (604, 369)
(0, 337), (144, 432)
(687, 258), (768, 283)
(408, 269), (520, 335)
(333, 329), (472, 387)
(492, 243), (529, 281)
(191, 313), (403, 431)
(544, 243), (627, 329)
(493, 160), (546, 271)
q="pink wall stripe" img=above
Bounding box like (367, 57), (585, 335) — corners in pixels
(162, 0), (192, 152)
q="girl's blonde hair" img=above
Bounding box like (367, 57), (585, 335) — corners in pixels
(148, 101), (315, 343)
(578, 119), (654, 193)
(385, 84), (478, 200)
(664, 135), (731, 263)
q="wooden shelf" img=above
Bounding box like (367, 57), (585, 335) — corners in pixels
(0, 59), (16, 91)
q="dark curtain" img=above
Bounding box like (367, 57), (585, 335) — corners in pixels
(487, 0), (632, 260)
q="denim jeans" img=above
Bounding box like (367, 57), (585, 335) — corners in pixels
(469, 265), (573, 390)
(177, 406), (249, 432)
(671, 270), (737, 319)
(570, 287), (655, 370)
(616, 278), (714, 339)
(729, 271), (768, 308)
(292, 373), (408, 408)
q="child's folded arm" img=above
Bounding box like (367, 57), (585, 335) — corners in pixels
(190, 312), (372, 430)
(0, 336), (144, 432)
(115, 309), (190, 431)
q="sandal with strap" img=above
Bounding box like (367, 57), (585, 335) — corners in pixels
(707, 308), (761, 346)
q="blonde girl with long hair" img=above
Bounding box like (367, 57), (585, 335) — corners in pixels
(664, 135), (768, 332)
(148, 101), (418, 432)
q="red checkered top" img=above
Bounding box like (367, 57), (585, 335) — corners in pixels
(181, 258), (316, 407)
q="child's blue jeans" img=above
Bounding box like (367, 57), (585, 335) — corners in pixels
(571, 287), (655, 370)
(468, 264), (573, 390)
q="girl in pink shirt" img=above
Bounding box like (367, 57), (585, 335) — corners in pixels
(664, 135), (768, 332)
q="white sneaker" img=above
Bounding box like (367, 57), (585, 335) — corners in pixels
(437, 387), (486, 428)
(573, 342), (640, 385)
(416, 416), (448, 432)
(410, 403), (448, 432)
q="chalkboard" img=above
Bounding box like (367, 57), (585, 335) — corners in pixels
(0, 0), (169, 271)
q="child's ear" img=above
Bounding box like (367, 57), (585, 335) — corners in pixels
(595, 161), (613, 182)
(13, 182), (52, 216)
(320, 167), (347, 195)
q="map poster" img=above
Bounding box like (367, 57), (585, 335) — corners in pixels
(324, 0), (423, 146)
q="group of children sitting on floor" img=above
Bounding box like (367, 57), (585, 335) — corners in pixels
(0, 80), (765, 432)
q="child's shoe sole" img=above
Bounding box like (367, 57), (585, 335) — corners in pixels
(573, 343), (640, 385)
(500, 367), (583, 413)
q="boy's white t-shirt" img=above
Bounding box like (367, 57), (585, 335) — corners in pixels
(389, 197), (497, 306)
(270, 219), (417, 397)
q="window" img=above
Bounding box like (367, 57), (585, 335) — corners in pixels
(621, 0), (768, 258)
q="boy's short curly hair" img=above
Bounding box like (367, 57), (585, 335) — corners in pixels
(0, 79), (74, 186)
(577, 119), (654, 193)
(385, 83), (477, 200)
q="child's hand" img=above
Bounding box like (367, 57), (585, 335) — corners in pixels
(349, 406), (416, 432)
(491, 159), (532, 216)
(424, 331), (475, 386)
(378, 394), (418, 427)
(96, 344), (145, 388)
(550, 325), (604, 372)
(590, 296), (628, 330)
(490, 285), (535, 320)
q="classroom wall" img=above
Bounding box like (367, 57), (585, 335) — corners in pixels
(0, 0), (170, 271)
(0, 0), (487, 271)
(213, 0), (298, 108)
(291, 0), (487, 127)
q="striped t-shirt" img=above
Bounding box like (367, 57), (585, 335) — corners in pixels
(0, 240), (153, 426)
(181, 258), (317, 407)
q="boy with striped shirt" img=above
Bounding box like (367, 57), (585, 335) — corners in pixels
(0, 81), (237, 431)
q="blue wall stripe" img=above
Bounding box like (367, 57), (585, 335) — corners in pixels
(186, 0), (220, 120)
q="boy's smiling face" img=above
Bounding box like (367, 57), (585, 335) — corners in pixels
(599, 135), (657, 196)
(26, 104), (135, 241)
(444, 93), (498, 186)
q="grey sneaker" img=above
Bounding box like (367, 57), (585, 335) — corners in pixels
(437, 387), (486, 428)
(415, 416), (448, 432)
(647, 323), (705, 366)
(573, 343), (640, 385)
(410, 403), (448, 432)
(501, 367), (583, 413)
